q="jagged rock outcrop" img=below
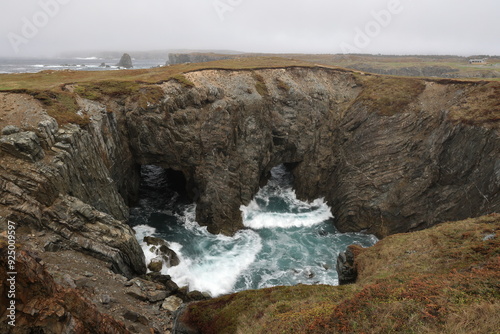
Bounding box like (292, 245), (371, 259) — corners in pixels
(336, 245), (359, 284)
(124, 68), (500, 237)
(116, 53), (133, 68)
(0, 94), (144, 277)
(1, 66), (499, 242)
(0, 239), (130, 334)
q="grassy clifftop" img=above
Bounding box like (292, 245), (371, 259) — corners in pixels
(181, 214), (500, 334)
(0, 57), (315, 91)
(1, 57), (498, 127)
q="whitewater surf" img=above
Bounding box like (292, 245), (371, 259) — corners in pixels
(131, 165), (378, 297)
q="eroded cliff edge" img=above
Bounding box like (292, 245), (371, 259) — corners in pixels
(124, 67), (499, 237)
(1, 66), (499, 245)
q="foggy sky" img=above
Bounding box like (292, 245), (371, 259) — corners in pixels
(0, 0), (499, 58)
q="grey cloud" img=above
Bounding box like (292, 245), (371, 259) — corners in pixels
(0, 0), (498, 57)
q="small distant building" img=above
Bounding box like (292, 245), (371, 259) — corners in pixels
(469, 58), (487, 64)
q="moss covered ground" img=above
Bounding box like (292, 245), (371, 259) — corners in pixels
(182, 214), (500, 334)
(1, 56), (498, 127)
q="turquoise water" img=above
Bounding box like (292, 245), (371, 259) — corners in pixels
(130, 165), (378, 297)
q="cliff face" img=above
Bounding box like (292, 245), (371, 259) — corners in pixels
(0, 94), (145, 277)
(124, 68), (499, 237)
(1, 66), (499, 246)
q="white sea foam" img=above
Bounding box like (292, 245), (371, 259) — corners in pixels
(147, 205), (264, 296)
(133, 224), (159, 265)
(164, 229), (262, 297)
(131, 164), (377, 297)
(242, 197), (333, 229)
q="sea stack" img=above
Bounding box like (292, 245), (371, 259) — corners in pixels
(117, 53), (133, 68)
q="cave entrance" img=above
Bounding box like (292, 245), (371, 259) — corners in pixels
(259, 161), (299, 189)
(135, 165), (190, 211)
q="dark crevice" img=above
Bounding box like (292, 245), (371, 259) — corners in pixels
(135, 165), (191, 211)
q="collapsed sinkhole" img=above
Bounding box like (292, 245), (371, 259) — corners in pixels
(129, 164), (378, 296)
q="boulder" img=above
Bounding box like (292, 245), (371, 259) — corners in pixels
(144, 236), (180, 267)
(336, 246), (357, 285)
(126, 277), (170, 303)
(162, 296), (183, 312)
(0, 131), (45, 162)
(147, 257), (163, 272)
(2, 125), (20, 135)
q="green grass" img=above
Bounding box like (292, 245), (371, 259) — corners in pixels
(182, 214), (500, 334)
(10, 88), (89, 126)
(253, 72), (269, 97)
(448, 81), (500, 125)
(171, 74), (196, 88)
(0, 57), (315, 92)
(354, 75), (426, 116)
(73, 80), (165, 110)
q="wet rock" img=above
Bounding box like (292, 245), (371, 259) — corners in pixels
(336, 247), (357, 285)
(144, 236), (165, 246)
(144, 236), (180, 267)
(187, 290), (211, 301)
(148, 257), (163, 272)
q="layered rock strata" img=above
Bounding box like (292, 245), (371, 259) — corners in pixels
(1, 66), (499, 245)
(125, 68), (499, 237)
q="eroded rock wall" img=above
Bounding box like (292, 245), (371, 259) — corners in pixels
(0, 94), (145, 277)
(125, 68), (499, 237)
(1, 67), (498, 247)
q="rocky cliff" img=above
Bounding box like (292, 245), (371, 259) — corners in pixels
(0, 64), (498, 333)
(124, 68), (499, 237)
(116, 53), (133, 68)
(0, 92), (145, 278)
(1, 67), (499, 242)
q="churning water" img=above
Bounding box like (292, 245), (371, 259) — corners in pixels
(130, 165), (378, 297)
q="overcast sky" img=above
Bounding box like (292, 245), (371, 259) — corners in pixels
(0, 0), (498, 58)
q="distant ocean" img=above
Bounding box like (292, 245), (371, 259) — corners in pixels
(0, 57), (167, 74)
